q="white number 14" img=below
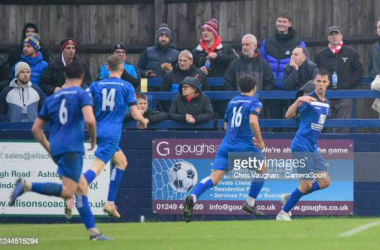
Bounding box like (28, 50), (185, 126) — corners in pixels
(102, 88), (116, 111)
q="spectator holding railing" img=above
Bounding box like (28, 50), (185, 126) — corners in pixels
(169, 77), (214, 124)
(314, 26), (363, 133)
(124, 93), (168, 125)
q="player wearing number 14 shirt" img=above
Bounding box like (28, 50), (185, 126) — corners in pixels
(64, 56), (147, 219)
(183, 76), (268, 222)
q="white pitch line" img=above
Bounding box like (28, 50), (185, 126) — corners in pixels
(338, 220), (380, 237)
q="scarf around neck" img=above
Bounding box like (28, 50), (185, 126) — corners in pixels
(200, 36), (221, 54)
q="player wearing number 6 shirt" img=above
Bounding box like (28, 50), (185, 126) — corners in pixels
(276, 68), (331, 221)
(183, 75), (267, 222)
(9, 62), (111, 240)
(64, 55), (148, 219)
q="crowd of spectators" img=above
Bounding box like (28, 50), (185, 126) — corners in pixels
(0, 13), (377, 132)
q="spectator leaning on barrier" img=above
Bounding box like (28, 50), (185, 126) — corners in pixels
(314, 26), (363, 133)
(137, 23), (179, 78)
(368, 18), (380, 80)
(97, 42), (140, 90)
(283, 46), (317, 91)
(192, 18), (239, 118)
(40, 38), (92, 95)
(224, 34), (274, 92)
(169, 77), (214, 124)
(124, 93), (168, 125)
(160, 50), (209, 112)
(0, 62), (44, 122)
(8, 22), (51, 68)
(0, 55), (11, 93)
(12, 34), (48, 87)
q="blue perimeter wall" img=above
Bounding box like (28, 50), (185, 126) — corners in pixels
(0, 130), (380, 223)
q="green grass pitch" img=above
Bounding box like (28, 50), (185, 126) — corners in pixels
(1, 218), (380, 250)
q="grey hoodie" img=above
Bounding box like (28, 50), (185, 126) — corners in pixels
(0, 78), (45, 122)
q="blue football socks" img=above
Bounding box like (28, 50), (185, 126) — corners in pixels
(31, 182), (62, 197)
(107, 168), (124, 202)
(248, 177), (265, 199)
(75, 194), (95, 229)
(191, 177), (213, 201)
(84, 170), (96, 185)
(283, 182), (321, 213)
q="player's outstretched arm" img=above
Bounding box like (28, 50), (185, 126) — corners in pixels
(82, 105), (96, 151)
(130, 105), (148, 129)
(249, 114), (265, 150)
(285, 96), (317, 119)
(31, 118), (50, 154)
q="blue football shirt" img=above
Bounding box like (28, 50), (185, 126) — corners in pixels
(88, 77), (136, 142)
(39, 86), (93, 157)
(291, 91), (330, 151)
(223, 94), (262, 150)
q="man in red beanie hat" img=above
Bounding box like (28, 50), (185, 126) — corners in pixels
(192, 18), (238, 119)
(39, 38), (92, 95)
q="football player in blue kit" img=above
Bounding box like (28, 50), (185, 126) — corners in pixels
(183, 75), (267, 222)
(9, 62), (111, 240)
(65, 55), (147, 219)
(276, 68), (331, 221)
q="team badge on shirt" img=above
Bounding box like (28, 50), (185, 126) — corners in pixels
(318, 114), (327, 125)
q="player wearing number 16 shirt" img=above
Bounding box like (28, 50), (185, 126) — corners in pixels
(183, 75), (267, 222)
(65, 55), (148, 219)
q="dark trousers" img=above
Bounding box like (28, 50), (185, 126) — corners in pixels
(329, 99), (352, 133)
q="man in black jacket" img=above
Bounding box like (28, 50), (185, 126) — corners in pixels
(8, 22), (51, 68)
(224, 34), (274, 92)
(161, 50), (209, 93)
(314, 26), (363, 133)
(137, 23), (179, 78)
(169, 77), (214, 124)
(39, 38), (92, 95)
(283, 46), (317, 91)
(192, 19), (238, 118)
(160, 50), (209, 112)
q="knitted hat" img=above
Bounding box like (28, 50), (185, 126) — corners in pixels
(202, 19), (219, 37)
(156, 23), (172, 41)
(112, 42), (127, 54)
(15, 62), (31, 76)
(60, 37), (77, 52)
(24, 33), (41, 51)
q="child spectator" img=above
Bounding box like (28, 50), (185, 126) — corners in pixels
(124, 93), (168, 125)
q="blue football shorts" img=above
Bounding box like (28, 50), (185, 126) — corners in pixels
(212, 142), (265, 172)
(94, 138), (121, 164)
(53, 152), (84, 183)
(291, 149), (328, 178)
